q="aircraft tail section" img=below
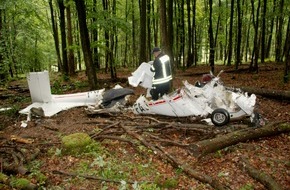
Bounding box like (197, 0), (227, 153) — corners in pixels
(27, 71), (52, 103)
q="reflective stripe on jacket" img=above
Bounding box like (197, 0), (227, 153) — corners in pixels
(151, 54), (172, 85)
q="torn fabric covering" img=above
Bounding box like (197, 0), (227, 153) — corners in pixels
(128, 61), (154, 88)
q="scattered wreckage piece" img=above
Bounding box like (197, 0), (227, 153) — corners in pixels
(128, 62), (262, 126)
(19, 71), (133, 123)
(85, 88), (134, 115)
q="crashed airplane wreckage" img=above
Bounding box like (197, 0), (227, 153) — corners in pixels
(128, 62), (261, 126)
(20, 64), (261, 127)
(19, 71), (133, 123)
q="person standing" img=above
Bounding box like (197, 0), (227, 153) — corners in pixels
(150, 47), (172, 100)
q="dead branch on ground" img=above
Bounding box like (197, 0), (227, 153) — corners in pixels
(238, 156), (283, 190)
(189, 122), (290, 158)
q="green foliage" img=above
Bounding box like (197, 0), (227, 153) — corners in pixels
(1, 105), (20, 117)
(51, 79), (62, 94)
(154, 175), (178, 189)
(0, 173), (9, 184)
(27, 160), (47, 186)
(0, 0), (56, 76)
(9, 177), (31, 189)
(239, 183), (254, 190)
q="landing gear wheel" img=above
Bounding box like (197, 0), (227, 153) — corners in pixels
(211, 108), (230, 127)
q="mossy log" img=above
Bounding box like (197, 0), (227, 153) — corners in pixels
(239, 87), (290, 101)
(189, 122), (290, 158)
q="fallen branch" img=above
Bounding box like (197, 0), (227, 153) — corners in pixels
(146, 133), (189, 147)
(155, 145), (230, 190)
(189, 122), (290, 158)
(239, 87), (290, 101)
(238, 156), (283, 190)
(120, 124), (228, 190)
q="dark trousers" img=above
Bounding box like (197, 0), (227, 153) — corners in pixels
(150, 81), (172, 100)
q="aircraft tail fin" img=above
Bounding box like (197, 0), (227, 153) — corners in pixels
(27, 71), (52, 103)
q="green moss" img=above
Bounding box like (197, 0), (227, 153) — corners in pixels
(0, 173), (8, 184)
(154, 175), (178, 188)
(62, 133), (93, 155)
(10, 178), (31, 189)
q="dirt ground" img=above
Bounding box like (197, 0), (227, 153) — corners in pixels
(0, 63), (289, 189)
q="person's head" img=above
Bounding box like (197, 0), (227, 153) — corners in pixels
(152, 47), (161, 58)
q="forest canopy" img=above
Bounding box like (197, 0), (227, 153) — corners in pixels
(0, 0), (289, 89)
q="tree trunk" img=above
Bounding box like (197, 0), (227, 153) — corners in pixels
(189, 122), (290, 158)
(239, 86), (290, 101)
(265, 0), (275, 59)
(48, 0), (62, 72)
(139, 0), (147, 63)
(249, 0), (260, 73)
(74, 0), (97, 89)
(236, 0), (242, 69)
(66, 5), (75, 76)
(227, 0), (234, 66)
(275, 0), (284, 62)
(208, 0), (215, 73)
(283, 16), (290, 83)
(110, 0), (117, 79)
(192, 0), (197, 66)
(160, 0), (168, 52)
(102, 0), (109, 73)
(260, 0), (267, 64)
(92, 0), (100, 69)
(186, 0), (192, 67)
(58, 0), (68, 75)
(167, 0), (174, 70)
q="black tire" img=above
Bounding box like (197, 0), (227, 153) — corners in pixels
(211, 108), (230, 127)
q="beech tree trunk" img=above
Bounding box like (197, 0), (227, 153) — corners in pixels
(189, 122), (290, 158)
(74, 0), (97, 89)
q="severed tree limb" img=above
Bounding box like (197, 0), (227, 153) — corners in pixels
(120, 124), (228, 190)
(146, 133), (189, 147)
(155, 145), (230, 190)
(89, 121), (121, 138)
(239, 87), (290, 101)
(238, 156), (283, 190)
(189, 122), (290, 158)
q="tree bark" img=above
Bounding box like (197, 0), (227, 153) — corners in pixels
(239, 86), (290, 101)
(227, 0), (234, 66)
(208, 0), (215, 73)
(58, 0), (68, 75)
(189, 122), (290, 158)
(48, 0), (62, 72)
(66, 5), (75, 76)
(75, 0), (97, 89)
(238, 156), (283, 190)
(139, 0), (147, 63)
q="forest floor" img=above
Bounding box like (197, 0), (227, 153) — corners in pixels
(0, 62), (289, 190)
